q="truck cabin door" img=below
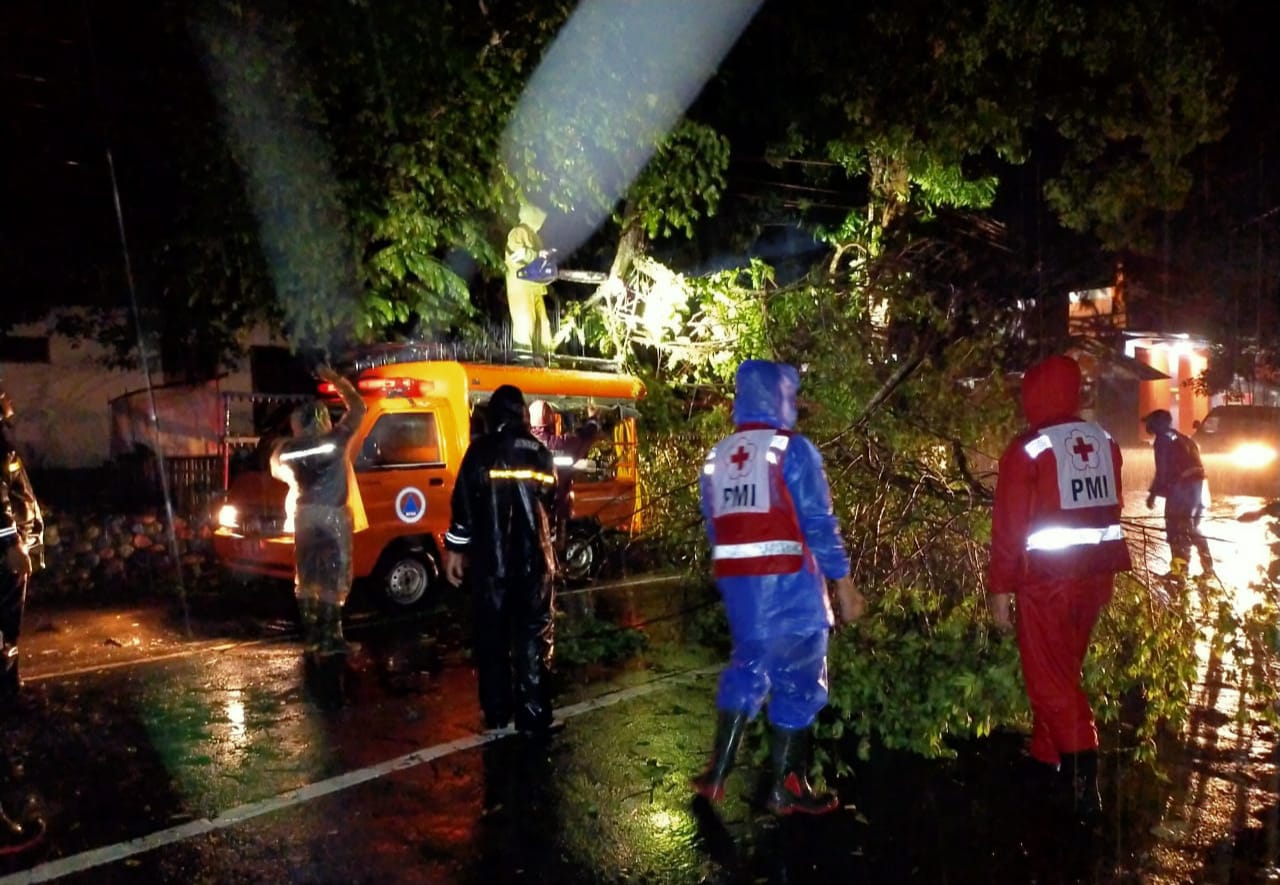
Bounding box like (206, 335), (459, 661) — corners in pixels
(354, 410), (451, 541)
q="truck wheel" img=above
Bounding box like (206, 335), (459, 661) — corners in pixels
(376, 549), (437, 610)
(561, 524), (602, 583)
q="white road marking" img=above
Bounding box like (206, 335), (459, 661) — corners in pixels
(24, 639), (276, 682)
(0, 665), (720, 884)
(24, 574), (688, 681)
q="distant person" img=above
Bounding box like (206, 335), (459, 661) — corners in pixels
(0, 380), (43, 707)
(528, 400), (607, 560)
(1143, 409), (1214, 583)
(443, 385), (560, 734)
(504, 202), (555, 354)
(988, 354), (1132, 824)
(0, 379), (46, 853)
(270, 365), (368, 691)
(692, 360), (865, 816)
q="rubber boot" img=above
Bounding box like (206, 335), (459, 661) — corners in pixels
(690, 710), (749, 803)
(295, 597), (320, 652)
(1060, 750), (1102, 823)
(302, 602), (353, 709)
(766, 726), (839, 816)
(297, 597), (321, 687)
(315, 602), (353, 659)
(1017, 755), (1061, 793)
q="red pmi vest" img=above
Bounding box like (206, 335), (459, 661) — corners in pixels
(705, 429), (806, 578)
(1021, 420), (1131, 580)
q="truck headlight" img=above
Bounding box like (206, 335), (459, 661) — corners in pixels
(217, 504), (239, 530)
(1231, 442), (1278, 469)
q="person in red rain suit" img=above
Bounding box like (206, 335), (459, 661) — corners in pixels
(988, 354), (1132, 823)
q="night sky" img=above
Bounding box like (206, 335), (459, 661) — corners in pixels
(4, 1), (114, 314)
(3, 1), (1278, 334)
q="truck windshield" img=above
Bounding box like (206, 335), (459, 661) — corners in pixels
(357, 413), (443, 468)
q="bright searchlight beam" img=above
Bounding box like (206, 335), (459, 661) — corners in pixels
(501, 0), (763, 255)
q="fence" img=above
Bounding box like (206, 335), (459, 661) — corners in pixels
(31, 453), (222, 517)
(165, 455), (223, 515)
(107, 451), (223, 516)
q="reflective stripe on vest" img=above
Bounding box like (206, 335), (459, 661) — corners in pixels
(1024, 435), (1053, 458)
(707, 429), (806, 577)
(712, 540), (805, 560)
(0, 526), (15, 539)
(1025, 524), (1124, 551)
(279, 442), (338, 462)
(488, 468), (556, 485)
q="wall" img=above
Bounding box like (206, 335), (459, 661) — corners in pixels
(1, 311), (275, 469)
(1127, 335), (1211, 439)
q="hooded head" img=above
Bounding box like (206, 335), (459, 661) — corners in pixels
(517, 202), (547, 233)
(290, 401), (332, 437)
(489, 384), (527, 431)
(732, 360), (799, 430)
(1020, 354), (1082, 428)
(528, 399), (555, 429)
(1143, 408), (1173, 435)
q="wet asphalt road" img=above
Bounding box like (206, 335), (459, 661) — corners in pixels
(3, 576), (750, 884)
(0, 599), (1113, 885)
(0, 478), (1276, 883)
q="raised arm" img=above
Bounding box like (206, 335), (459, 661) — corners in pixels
(316, 365), (367, 429)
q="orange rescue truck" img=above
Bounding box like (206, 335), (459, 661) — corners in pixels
(213, 357), (645, 610)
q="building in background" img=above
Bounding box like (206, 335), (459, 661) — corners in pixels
(1123, 333), (1212, 438)
(0, 311), (299, 471)
(1063, 278), (1221, 447)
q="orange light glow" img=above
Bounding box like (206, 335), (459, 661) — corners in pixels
(356, 377), (434, 397)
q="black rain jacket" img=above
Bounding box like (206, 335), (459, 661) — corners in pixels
(446, 412), (557, 582)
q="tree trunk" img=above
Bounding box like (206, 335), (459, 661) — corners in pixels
(608, 209), (647, 283)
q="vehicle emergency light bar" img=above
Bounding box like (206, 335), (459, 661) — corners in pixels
(317, 378), (434, 398)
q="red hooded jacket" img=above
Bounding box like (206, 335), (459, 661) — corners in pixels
(988, 355), (1132, 594)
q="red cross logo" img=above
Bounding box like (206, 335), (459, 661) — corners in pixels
(1067, 432), (1100, 469)
(726, 441), (756, 479)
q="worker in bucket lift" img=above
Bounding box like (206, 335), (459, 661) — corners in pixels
(692, 360), (865, 815)
(270, 365), (368, 693)
(1143, 408), (1214, 585)
(504, 202), (555, 355)
(988, 354), (1132, 825)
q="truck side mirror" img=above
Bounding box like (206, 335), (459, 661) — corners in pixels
(360, 437), (382, 466)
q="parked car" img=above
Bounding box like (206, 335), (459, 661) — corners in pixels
(1194, 405), (1280, 459)
(1193, 404), (1280, 494)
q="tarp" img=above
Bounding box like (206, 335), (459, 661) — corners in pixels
(109, 380), (224, 458)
